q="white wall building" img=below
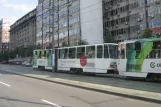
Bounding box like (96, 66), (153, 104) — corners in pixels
(36, 0), (104, 47)
(80, 0), (103, 44)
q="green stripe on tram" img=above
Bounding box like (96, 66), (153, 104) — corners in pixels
(135, 42), (153, 72)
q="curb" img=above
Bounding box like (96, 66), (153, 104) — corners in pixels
(1, 70), (161, 104)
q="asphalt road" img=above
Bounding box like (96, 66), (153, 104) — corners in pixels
(0, 70), (160, 107)
(0, 64), (161, 93)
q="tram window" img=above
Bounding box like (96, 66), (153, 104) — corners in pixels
(64, 49), (68, 59)
(77, 47), (85, 58)
(35, 51), (37, 55)
(104, 45), (109, 58)
(109, 45), (117, 58)
(146, 41), (161, 59)
(69, 48), (76, 59)
(60, 49), (64, 59)
(60, 49), (68, 59)
(153, 41), (161, 49)
(135, 43), (141, 50)
(97, 45), (103, 58)
(126, 43), (135, 59)
(39, 51), (42, 58)
(59, 49), (61, 59)
(86, 46), (95, 58)
(135, 43), (141, 58)
(152, 41), (161, 58)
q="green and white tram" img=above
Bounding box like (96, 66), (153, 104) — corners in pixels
(117, 38), (161, 80)
(57, 43), (118, 74)
(33, 49), (53, 70)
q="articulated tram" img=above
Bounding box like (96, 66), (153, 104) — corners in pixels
(33, 38), (161, 81)
(33, 43), (118, 74)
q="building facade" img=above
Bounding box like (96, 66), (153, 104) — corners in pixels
(36, 0), (52, 48)
(38, 0), (44, 4)
(103, 0), (161, 42)
(10, 9), (36, 51)
(0, 19), (14, 52)
(36, 0), (103, 48)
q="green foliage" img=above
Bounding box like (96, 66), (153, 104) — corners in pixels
(0, 51), (9, 61)
(77, 40), (88, 45)
(35, 43), (41, 49)
(142, 29), (152, 38)
(104, 33), (115, 43)
(25, 46), (35, 57)
(1, 45), (36, 61)
(62, 41), (68, 47)
(18, 46), (25, 57)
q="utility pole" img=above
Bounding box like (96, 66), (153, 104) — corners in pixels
(42, 1), (44, 49)
(126, 0), (130, 40)
(67, 0), (70, 46)
(52, 0), (55, 72)
(49, 0), (51, 48)
(57, 0), (60, 47)
(144, 0), (149, 29)
(79, 0), (82, 44)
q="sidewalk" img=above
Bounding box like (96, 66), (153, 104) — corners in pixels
(0, 64), (161, 104)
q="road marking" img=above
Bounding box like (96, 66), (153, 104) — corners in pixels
(41, 99), (62, 107)
(0, 81), (11, 87)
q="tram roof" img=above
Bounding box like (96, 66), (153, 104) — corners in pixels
(119, 38), (161, 44)
(57, 43), (117, 49)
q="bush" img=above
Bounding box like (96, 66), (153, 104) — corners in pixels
(142, 29), (152, 38)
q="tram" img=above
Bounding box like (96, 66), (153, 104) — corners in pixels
(57, 43), (118, 74)
(117, 38), (161, 80)
(33, 43), (118, 74)
(33, 49), (53, 70)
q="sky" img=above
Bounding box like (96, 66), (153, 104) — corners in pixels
(0, 0), (37, 22)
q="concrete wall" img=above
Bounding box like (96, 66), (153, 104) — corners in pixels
(80, 0), (103, 44)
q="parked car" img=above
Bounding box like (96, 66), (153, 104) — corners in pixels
(25, 62), (32, 67)
(1, 61), (9, 64)
(15, 61), (22, 65)
(22, 61), (27, 66)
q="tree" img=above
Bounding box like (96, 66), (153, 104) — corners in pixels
(18, 46), (25, 57)
(142, 29), (152, 38)
(35, 43), (41, 49)
(104, 33), (115, 43)
(156, 33), (160, 38)
(0, 51), (9, 61)
(9, 50), (15, 59)
(77, 39), (88, 45)
(25, 46), (34, 57)
(62, 41), (68, 47)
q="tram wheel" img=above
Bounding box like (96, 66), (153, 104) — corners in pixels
(146, 74), (158, 82)
(75, 69), (83, 74)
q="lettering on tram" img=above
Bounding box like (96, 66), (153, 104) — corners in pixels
(150, 62), (161, 68)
